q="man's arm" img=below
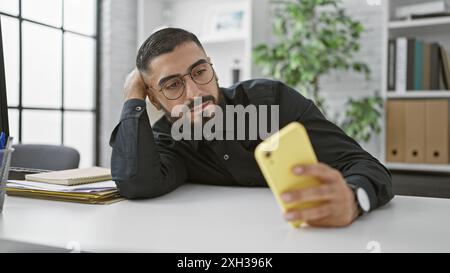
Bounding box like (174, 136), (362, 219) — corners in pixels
(109, 70), (187, 199)
(277, 81), (394, 211)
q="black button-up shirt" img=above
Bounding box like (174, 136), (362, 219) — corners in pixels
(110, 79), (394, 211)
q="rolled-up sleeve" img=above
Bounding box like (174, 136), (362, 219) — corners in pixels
(109, 99), (187, 199)
(277, 81), (394, 211)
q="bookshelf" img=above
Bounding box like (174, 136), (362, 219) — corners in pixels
(381, 0), (450, 173)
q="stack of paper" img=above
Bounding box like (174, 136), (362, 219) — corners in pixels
(6, 180), (124, 204)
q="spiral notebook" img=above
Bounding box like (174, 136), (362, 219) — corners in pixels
(25, 167), (112, 186)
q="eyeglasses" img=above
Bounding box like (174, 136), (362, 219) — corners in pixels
(154, 62), (215, 100)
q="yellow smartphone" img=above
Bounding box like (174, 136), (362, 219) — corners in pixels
(255, 122), (322, 228)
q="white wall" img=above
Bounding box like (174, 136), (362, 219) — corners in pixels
(99, 0), (138, 167)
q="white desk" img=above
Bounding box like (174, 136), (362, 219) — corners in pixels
(0, 184), (449, 253)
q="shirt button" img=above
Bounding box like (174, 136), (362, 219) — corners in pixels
(223, 154), (229, 160)
(135, 106), (142, 111)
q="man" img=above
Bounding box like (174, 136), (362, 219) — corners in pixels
(110, 28), (394, 228)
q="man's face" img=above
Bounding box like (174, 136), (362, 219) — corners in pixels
(142, 42), (220, 124)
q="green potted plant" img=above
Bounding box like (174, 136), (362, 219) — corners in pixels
(253, 0), (382, 143)
(340, 92), (383, 143)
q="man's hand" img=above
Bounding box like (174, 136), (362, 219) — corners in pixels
(281, 163), (360, 227)
(124, 68), (148, 101)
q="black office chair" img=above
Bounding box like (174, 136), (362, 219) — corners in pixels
(11, 144), (80, 171)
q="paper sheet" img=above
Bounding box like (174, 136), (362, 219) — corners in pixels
(6, 180), (117, 193)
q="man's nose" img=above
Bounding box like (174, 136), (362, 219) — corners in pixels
(183, 75), (202, 99)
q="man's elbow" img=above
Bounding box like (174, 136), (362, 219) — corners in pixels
(373, 169), (395, 209)
(114, 179), (171, 200)
(379, 178), (395, 208)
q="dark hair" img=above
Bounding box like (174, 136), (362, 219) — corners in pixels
(136, 27), (205, 72)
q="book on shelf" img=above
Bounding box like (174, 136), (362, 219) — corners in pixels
(406, 38), (415, 91)
(424, 43), (431, 90)
(414, 40), (423, 90)
(441, 46), (450, 88)
(394, 38), (407, 93)
(387, 38), (450, 93)
(388, 39), (396, 91)
(431, 43), (442, 90)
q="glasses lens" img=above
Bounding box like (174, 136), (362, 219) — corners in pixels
(162, 78), (184, 100)
(191, 63), (214, 85)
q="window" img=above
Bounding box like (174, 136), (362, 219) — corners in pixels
(1, 0), (99, 167)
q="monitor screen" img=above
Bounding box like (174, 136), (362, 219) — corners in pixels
(0, 16), (10, 138)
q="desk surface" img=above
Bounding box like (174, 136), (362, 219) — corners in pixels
(1, 184), (449, 253)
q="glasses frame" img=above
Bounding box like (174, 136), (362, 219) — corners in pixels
(153, 62), (215, 101)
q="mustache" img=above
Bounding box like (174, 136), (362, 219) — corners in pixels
(185, 95), (216, 110)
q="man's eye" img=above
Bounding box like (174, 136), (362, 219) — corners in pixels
(194, 69), (206, 76)
(166, 81), (181, 90)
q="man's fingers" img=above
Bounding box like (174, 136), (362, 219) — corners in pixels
(292, 163), (342, 184)
(281, 185), (335, 203)
(123, 68), (148, 101)
(284, 204), (332, 222)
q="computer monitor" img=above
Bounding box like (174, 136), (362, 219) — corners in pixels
(0, 17), (10, 138)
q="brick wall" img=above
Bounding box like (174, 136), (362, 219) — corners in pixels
(319, 0), (384, 159)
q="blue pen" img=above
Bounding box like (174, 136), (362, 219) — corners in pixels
(0, 132), (5, 150)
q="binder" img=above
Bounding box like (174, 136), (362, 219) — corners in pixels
(396, 38), (408, 92)
(405, 100), (426, 163)
(386, 100), (406, 162)
(414, 40), (423, 90)
(423, 43), (431, 90)
(440, 46), (450, 89)
(388, 39), (396, 91)
(425, 100), (450, 164)
(407, 38), (416, 91)
(430, 43), (441, 90)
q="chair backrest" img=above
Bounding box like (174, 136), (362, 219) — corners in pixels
(11, 144), (80, 171)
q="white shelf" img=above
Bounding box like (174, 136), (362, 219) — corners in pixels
(386, 162), (450, 173)
(389, 16), (450, 29)
(386, 91), (450, 99)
